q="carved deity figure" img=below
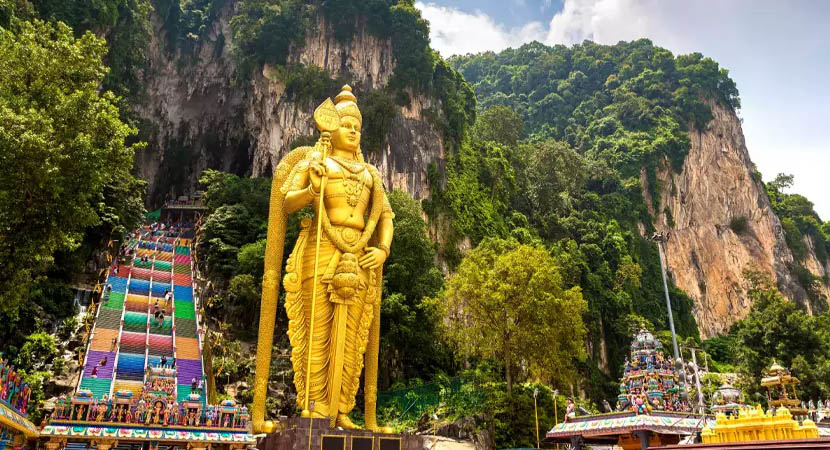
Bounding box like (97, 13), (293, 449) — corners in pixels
(252, 85), (394, 433)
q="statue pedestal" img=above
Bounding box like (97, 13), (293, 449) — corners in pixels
(257, 418), (427, 450)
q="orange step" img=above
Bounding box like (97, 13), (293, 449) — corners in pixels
(90, 328), (119, 352)
(175, 337), (200, 359)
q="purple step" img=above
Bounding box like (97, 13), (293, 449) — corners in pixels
(83, 350), (116, 379)
(175, 359), (202, 381)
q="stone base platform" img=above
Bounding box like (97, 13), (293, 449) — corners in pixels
(257, 418), (427, 450)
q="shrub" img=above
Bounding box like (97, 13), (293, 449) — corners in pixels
(729, 215), (749, 235)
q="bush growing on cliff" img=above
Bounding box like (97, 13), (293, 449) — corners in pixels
(729, 215), (749, 235)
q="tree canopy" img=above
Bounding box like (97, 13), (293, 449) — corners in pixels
(437, 237), (587, 393)
(0, 18), (144, 317)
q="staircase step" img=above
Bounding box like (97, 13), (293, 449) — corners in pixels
(174, 301), (196, 320)
(90, 328), (119, 352)
(175, 318), (197, 338)
(102, 292), (125, 310)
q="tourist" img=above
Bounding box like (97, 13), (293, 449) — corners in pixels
(160, 355), (167, 368)
(99, 356), (107, 367)
(91, 365), (98, 378)
(198, 378), (204, 395)
(191, 377), (198, 394)
(171, 357), (176, 369)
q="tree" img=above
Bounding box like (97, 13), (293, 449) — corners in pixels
(730, 270), (829, 399)
(472, 105), (524, 147)
(14, 332), (58, 372)
(380, 190), (449, 385)
(437, 238), (587, 393)
(0, 19), (143, 316)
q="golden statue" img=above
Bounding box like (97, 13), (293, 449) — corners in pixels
(252, 85), (394, 433)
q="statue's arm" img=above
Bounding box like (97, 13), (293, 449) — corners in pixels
(283, 160), (315, 214)
(376, 193), (394, 254)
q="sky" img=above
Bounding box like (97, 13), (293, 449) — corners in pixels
(416, 0), (830, 220)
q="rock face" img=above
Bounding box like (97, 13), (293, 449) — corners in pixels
(651, 101), (829, 338)
(134, 3), (444, 204)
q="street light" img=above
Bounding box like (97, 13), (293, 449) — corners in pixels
(650, 232), (681, 365)
(534, 388), (540, 450)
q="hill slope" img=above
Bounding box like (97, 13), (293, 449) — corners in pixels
(450, 40), (829, 338)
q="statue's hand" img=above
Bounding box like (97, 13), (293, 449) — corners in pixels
(308, 160), (326, 192)
(359, 247), (387, 270)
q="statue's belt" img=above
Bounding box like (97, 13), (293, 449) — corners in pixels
(306, 223), (364, 249)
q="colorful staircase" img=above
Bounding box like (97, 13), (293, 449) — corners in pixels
(77, 225), (206, 406)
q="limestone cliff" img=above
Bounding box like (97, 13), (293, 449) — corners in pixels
(650, 101), (829, 338)
(133, 3), (444, 204)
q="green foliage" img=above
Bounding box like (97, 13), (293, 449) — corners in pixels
(15, 0), (153, 99)
(729, 215), (749, 235)
(155, 0), (227, 54)
(14, 332), (58, 372)
(237, 239), (266, 282)
(279, 63), (347, 107)
(18, 370), (51, 423)
(360, 89), (397, 153)
(56, 316), (78, 342)
(436, 237), (588, 393)
(0, 19), (144, 319)
(728, 270), (830, 400)
(451, 40), (739, 180)
(432, 101), (699, 404)
(380, 190), (449, 385)
(472, 105), (523, 146)
(230, 0), (475, 147)
(764, 173), (829, 309)
(229, 0), (309, 75)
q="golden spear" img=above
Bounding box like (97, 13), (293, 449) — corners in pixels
(303, 99), (340, 415)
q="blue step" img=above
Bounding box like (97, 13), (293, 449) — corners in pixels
(173, 285), (193, 302)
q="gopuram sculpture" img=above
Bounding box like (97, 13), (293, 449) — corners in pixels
(252, 85), (394, 433)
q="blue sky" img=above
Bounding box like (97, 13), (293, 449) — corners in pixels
(417, 0), (830, 220)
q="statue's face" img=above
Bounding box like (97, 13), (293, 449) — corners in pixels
(331, 115), (361, 152)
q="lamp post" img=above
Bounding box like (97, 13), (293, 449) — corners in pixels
(650, 232), (681, 365)
(553, 389), (559, 450)
(534, 388), (540, 450)
(432, 414), (439, 450)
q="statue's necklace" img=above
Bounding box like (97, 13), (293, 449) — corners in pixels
(330, 156), (366, 208)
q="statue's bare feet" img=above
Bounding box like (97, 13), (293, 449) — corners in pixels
(336, 414), (361, 429)
(367, 425), (395, 434)
(301, 409), (329, 419)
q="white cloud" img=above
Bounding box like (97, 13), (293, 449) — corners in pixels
(416, 2), (547, 56)
(419, 0), (830, 219)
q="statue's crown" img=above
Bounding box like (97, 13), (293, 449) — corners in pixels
(334, 85), (362, 124)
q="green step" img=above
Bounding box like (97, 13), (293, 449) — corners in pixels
(154, 261), (172, 271)
(177, 385), (205, 404)
(174, 301), (195, 320)
(133, 260), (153, 269)
(148, 317), (173, 335)
(102, 292), (125, 310)
(175, 246), (190, 255)
(122, 311), (147, 332)
(79, 377), (113, 399)
(173, 264), (190, 274)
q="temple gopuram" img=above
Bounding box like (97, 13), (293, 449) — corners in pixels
(546, 330), (706, 450)
(41, 222), (254, 450)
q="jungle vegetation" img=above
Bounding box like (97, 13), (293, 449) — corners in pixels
(2, 1), (830, 446)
